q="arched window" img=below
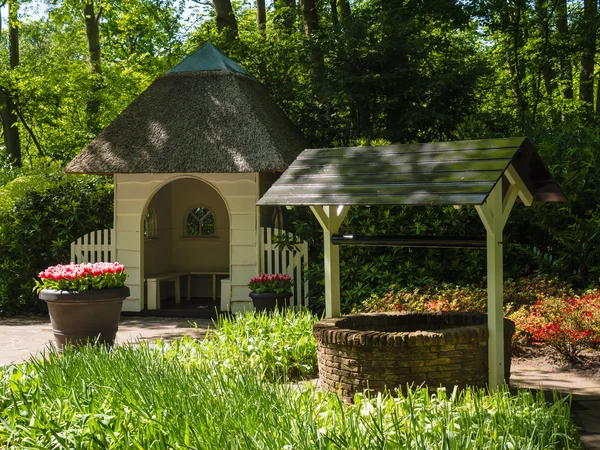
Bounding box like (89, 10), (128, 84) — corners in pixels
(144, 208), (157, 239)
(186, 206), (216, 236)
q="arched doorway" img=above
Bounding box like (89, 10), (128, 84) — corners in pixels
(142, 177), (230, 316)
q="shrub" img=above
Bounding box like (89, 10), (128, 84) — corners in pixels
(355, 282), (487, 313)
(523, 292), (600, 362)
(0, 167), (113, 315)
(355, 275), (574, 315)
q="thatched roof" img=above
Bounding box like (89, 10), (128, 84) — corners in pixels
(65, 43), (307, 174)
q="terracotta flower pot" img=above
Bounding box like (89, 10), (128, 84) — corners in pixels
(39, 286), (130, 350)
(249, 292), (291, 312)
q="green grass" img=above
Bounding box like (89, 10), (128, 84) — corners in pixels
(0, 311), (583, 449)
(198, 308), (319, 380)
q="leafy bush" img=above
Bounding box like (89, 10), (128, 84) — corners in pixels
(520, 292), (600, 362)
(0, 340), (581, 449)
(355, 275), (574, 314)
(0, 167), (113, 315)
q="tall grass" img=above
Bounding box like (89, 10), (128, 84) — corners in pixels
(198, 309), (319, 380)
(0, 310), (582, 449)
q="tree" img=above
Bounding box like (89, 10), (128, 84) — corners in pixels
(257, 0), (266, 31)
(83, 0), (102, 132)
(578, 0), (596, 116)
(555, 0), (572, 100)
(211, 0), (238, 42)
(0, 0), (21, 166)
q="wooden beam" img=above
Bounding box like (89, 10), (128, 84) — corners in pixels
(475, 182), (505, 389)
(505, 164), (533, 206)
(476, 165), (535, 388)
(310, 205), (349, 318)
(501, 182), (519, 226)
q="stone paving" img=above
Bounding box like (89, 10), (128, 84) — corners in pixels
(1, 316), (599, 448)
(0, 316), (212, 366)
(511, 360), (600, 449)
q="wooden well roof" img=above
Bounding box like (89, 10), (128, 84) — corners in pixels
(257, 137), (565, 206)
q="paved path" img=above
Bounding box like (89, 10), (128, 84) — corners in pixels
(0, 316), (212, 366)
(1, 316), (599, 448)
(511, 358), (600, 449)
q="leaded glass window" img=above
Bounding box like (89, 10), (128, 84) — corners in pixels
(186, 206), (215, 236)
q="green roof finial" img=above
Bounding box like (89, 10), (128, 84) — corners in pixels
(168, 42), (250, 76)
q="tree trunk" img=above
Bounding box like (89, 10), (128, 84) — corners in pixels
(300, 0), (325, 86)
(257, 0), (266, 32)
(0, 91), (21, 166)
(578, 0), (596, 113)
(555, 0), (572, 99)
(0, 0), (21, 166)
(534, 0), (555, 98)
(84, 1), (102, 132)
(330, 0), (338, 27)
(300, 0), (318, 36)
(212, 0), (239, 42)
(339, 0), (350, 19)
(500, 0), (528, 131)
(596, 71), (600, 118)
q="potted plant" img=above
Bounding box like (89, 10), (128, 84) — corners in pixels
(248, 273), (293, 312)
(35, 262), (129, 350)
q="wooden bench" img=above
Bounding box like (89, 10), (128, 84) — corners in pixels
(145, 271), (230, 310)
(186, 272), (230, 302)
(145, 272), (187, 310)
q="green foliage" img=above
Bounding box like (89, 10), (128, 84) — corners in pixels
(504, 126), (600, 287)
(287, 203), (488, 313)
(355, 275), (574, 315)
(199, 309), (318, 380)
(0, 336), (581, 448)
(0, 167), (113, 314)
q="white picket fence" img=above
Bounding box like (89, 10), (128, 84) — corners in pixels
(259, 227), (309, 309)
(70, 228), (115, 264)
(70, 227), (310, 307)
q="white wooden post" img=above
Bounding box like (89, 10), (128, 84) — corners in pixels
(476, 183), (504, 388)
(310, 205), (349, 318)
(476, 165), (532, 389)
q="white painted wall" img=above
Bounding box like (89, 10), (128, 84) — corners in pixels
(114, 173), (258, 312)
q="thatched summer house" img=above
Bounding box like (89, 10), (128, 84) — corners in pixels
(66, 42), (306, 313)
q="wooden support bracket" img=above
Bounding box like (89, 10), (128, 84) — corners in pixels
(310, 205), (349, 318)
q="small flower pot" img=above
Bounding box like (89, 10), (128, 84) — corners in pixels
(39, 286), (130, 351)
(249, 292), (291, 312)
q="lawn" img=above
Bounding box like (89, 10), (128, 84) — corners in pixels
(0, 310), (583, 449)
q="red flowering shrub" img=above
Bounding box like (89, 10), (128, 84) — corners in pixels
(248, 273), (293, 294)
(35, 262), (127, 292)
(523, 293), (600, 362)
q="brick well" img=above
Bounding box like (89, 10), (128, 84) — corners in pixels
(313, 312), (515, 400)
